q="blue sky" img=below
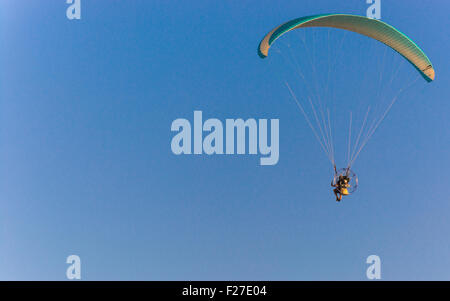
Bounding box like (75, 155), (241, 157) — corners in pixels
(0, 0), (449, 280)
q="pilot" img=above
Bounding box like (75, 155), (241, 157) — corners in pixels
(331, 174), (351, 202)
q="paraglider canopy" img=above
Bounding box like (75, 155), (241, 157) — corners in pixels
(258, 14), (435, 82)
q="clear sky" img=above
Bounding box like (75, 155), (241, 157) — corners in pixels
(0, 0), (449, 280)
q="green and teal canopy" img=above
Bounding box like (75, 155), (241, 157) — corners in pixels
(258, 14), (435, 82)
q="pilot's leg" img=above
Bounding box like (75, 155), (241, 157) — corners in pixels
(333, 188), (341, 202)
